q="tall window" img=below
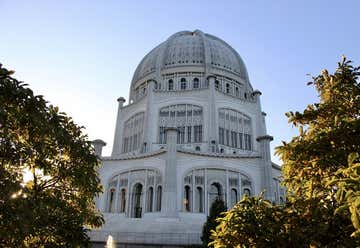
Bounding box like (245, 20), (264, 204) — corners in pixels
(132, 183), (143, 218)
(147, 187), (154, 212)
(215, 80), (220, 90)
(196, 187), (204, 213)
(194, 125), (203, 143)
(244, 134), (252, 150)
(168, 79), (174, 90)
(235, 87), (239, 96)
(209, 182), (222, 206)
(193, 78), (199, 89)
(108, 188), (116, 213)
(239, 133), (243, 149)
(177, 126), (185, 144)
(184, 185), (191, 212)
(226, 83), (231, 94)
(119, 188), (126, 213)
(232, 131), (238, 148)
(243, 188), (251, 196)
(225, 130), (230, 146)
(230, 188), (238, 207)
(219, 127), (225, 145)
(156, 186), (162, 211)
(159, 127), (166, 144)
(187, 126), (192, 143)
(180, 78), (187, 90)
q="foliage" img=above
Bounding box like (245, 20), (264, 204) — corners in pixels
(210, 195), (286, 248)
(0, 64), (104, 247)
(328, 153), (360, 237)
(201, 198), (227, 247)
(211, 57), (360, 247)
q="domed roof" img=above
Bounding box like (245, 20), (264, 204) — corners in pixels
(131, 30), (250, 88)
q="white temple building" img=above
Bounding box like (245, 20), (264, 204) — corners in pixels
(90, 30), (284, 247)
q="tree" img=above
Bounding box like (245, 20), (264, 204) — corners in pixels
(0, 64), (104, 247)
(211, 57), (360, 247)
(201, 199), (227, 247)
(211, 195), (288, 248)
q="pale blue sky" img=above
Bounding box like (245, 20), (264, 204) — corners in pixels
(1, 1), (359, 163)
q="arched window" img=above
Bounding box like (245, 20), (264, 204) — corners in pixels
(195, 187), (204, 213)
(147, 187), (154, 212)
(156, 185), (162, 211)
(168, 79), (174, 90)
(184, 185), (191, 212)
(193, 78), (199, 89)
(195, 146), (201, 151)
(235, 87), (239, 96)
(119, 188), (126, 213)
(243, 188), (251, 196)
(226, 83), (230, 94)
(180, 78), (187, 90)
(215, 80), (219, 89)
(209, 182), (222, 206)
(132, 183), (143, 218)
(230, 188), (238, 207)
(108, 188), (116, 213)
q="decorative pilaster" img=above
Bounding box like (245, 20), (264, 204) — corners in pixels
(161, 127), (179, 218)
(256, 135), (274, 201)
(111, 97), (126, 156)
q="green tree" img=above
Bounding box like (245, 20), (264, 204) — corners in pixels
(211, 57), (360, 247)
(201, 199), (227, 247)
(0, 64), (104, 247)
(211, 195), (289, 248)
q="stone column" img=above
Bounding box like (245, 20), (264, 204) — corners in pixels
(256, 135), (274, 201)
(161, 127), (179, 218)
(111, 97), (126, 156)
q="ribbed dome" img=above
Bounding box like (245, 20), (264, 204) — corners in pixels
(131, 30), (249, 88)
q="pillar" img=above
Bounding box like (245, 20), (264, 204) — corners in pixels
(111, 97), (126, 156)
(256, 135), (274, 201)
(161, 127), (179, 218)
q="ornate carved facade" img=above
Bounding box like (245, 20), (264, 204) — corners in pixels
(91, 30), (284, 247)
